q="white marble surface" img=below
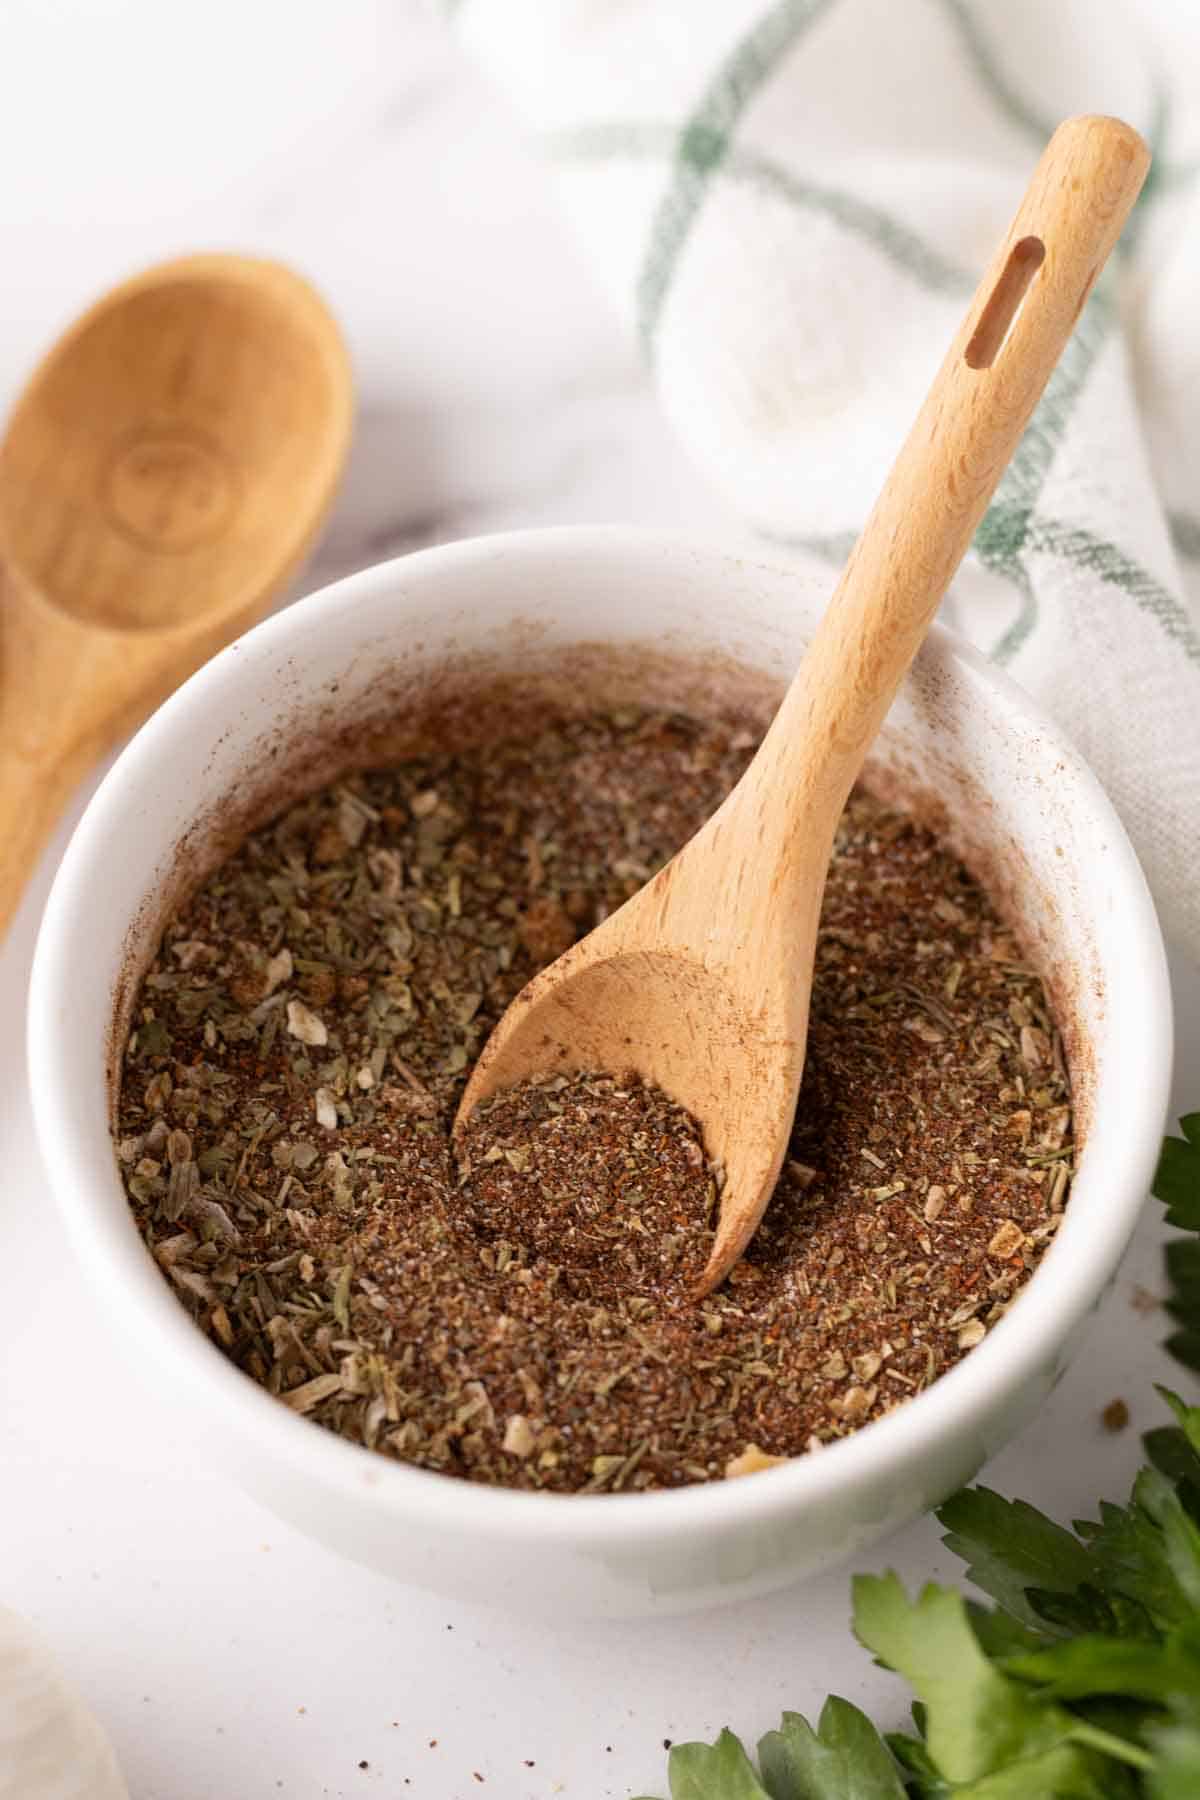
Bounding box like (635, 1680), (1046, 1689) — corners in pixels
(2, 5), (1197, 1797)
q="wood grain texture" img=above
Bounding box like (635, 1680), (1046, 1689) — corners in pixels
(0, 254), (352, 940)
(456, 115), (1150, 1295)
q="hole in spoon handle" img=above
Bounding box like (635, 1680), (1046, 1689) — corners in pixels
(964, 235), (1046, 369)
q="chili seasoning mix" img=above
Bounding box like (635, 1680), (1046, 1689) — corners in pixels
(114, 708), (1072, 1492)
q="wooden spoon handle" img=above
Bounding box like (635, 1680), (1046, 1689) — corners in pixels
(0, 738), (87, 944)
(759, 114), (1148, 841)
(0, 573), (176, 944)
(0, 590), (94, 941)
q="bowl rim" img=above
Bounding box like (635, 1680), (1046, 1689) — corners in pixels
(27, 524), (1174, 1549)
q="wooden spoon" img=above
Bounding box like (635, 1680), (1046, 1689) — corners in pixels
(456, 114), (1150, 1295)
(0, 253), (352, 939)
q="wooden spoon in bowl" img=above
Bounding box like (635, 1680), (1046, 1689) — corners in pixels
(0, 253), (352, 940)
(456, 115), (1149, 1295)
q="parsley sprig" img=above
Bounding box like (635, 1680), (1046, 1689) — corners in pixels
(638, 1115), (1200, 1799)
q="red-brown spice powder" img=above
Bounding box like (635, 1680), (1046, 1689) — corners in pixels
(114, 708), (1072, 1492)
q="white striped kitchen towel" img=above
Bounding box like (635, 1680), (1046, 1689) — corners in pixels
(446, 0), (1200, 956)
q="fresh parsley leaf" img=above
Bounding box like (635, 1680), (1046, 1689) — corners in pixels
(1156, 1388), (1200, 1459)
(1150, 1723), (1200, 1799)
(937, 1486), (1095, 1632)
(1155, 1127), (1200, 1231)
(1159, 1126), (1200, 1367)
(640, 1728), (771, 1800)
(756, 1698), (906, 1798)
(1142, 1470), (1200, 1617)
(635, 1709), (908, 1800)
(851, 1573), (1086, 1782)
(1071, 1496), (1171, 1627)
(892, 1719), (1136, 1796)
(965, 1602), (1048, 1656)
(1165, 1240), (1200, 1312)
(1164, 1245), (1200, 1376)
(1022, 1581), (1156, 1641)
(884, 1728), (951, 1794)
(1070, 1473), (1200, 1634)
(1142, 1423), (1200, 1501)
(1163, 1329), (1200, 1374)
(1002, 1630), (1200, 1705)
(928, 1741), (1127, 1797)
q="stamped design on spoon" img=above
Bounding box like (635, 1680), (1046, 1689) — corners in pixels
(100, 424), (238, 552)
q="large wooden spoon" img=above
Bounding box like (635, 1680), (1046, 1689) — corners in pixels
(0, 253), (352, 939)
(457, 115), (1149, 1295)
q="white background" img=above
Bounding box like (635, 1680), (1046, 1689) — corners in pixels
(3, 5), (1198, 1796)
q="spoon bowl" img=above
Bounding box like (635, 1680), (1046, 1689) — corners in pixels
(461, 939), (801, 1266)
(0, 253), (352, 937)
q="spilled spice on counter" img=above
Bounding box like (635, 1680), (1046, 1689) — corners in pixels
(114, 707), (1074, 1492)
(1101, 1397), (1130, 1433)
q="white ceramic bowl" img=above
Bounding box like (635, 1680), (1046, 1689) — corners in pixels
(29, 528), (1171, 1619)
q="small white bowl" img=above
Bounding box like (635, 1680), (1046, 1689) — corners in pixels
(28, 528), (1171, 1619)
